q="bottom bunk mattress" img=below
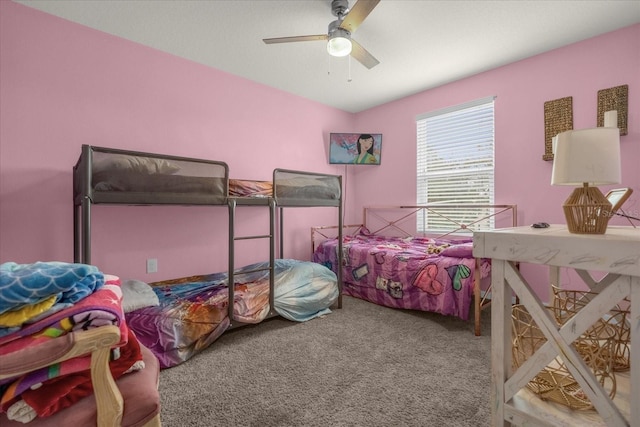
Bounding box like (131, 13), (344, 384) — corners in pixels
(313, 230), (490, 320)
(125, 259), (338, 368)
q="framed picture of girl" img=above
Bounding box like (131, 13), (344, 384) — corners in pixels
(329, 133), (382, 165)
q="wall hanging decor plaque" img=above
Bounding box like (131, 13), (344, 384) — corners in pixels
(597, 84), (628, 135)
(543, 96), (573, 161)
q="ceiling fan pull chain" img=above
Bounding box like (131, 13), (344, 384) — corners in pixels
(348, 55), (352, 82)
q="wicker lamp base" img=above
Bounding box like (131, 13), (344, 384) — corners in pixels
(563, 184), (612, 234)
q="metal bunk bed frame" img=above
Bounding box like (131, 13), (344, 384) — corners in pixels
(73, 145), (343, 330)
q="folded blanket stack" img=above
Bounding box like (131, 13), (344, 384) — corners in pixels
(0, 261), (104, 336)
(0, 261), (144, 424)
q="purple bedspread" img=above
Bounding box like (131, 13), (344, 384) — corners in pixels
(313, 232), (490, 320)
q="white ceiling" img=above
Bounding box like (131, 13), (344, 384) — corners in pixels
(15, 0), (640, 113)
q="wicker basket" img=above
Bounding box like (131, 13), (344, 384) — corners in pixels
(551, 285), (630, 371)
(511, 305), (617, 410)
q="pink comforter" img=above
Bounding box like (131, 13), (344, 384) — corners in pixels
(313, 232), (490, 320)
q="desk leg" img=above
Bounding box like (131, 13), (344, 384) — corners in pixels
(492, 259), (511, 426)
(549, 266), (560, 303)
(632, 276), (640, 426)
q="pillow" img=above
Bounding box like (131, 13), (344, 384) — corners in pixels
(120, 279), (160, 313)
(440, 242), (474, 258)
(93, 154), (180, 175)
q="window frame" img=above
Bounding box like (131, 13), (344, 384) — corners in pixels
(416, 96), (496, 233)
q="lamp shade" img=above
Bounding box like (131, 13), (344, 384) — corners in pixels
(551, 127), (621, 186)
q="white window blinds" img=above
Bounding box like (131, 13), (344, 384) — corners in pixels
(416, 96), (496, 232)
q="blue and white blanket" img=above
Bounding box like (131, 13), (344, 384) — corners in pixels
(0, 262), (104, 315)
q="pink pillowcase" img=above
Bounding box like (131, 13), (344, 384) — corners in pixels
(440, 242), (474, 258)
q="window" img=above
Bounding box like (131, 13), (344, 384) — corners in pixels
(416, 96), (496, 232)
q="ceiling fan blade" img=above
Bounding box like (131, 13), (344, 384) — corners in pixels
(339, 0), (380, 33)
(351, 38), (379, 69)
(263, 35), (328, 44)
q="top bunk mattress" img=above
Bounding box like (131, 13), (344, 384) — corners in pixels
(272, 169), (341, 207)
(74, 146), (342, 206)
(229, 171), (342, 206)
(74, 145), (229, 205)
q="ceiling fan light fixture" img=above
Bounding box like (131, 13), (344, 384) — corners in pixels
(327, 28), (352, 57)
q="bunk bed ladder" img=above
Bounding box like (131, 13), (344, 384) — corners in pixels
(227, 197), (276, 328)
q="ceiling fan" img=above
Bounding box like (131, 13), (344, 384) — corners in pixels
(262, 0), (380, 69)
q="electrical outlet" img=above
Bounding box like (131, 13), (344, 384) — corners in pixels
(146, 258), (158, 273)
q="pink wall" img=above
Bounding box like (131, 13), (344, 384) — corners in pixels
(0, 2), (355, 281)
(353, 24), (640, 299)
(1, 2), (638, 301)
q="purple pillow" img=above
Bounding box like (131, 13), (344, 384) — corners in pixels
(440, 242), (474, 258)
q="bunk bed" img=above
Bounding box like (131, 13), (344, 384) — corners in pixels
(73, 145), (344, 367)
(312, 205), (517, 336)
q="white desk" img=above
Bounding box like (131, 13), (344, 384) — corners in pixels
(473, 225), (640, 426)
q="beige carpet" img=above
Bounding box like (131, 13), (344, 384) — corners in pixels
(159, 295), (492, 426)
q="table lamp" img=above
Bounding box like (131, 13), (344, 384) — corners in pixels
(551, 127), (621, 234)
